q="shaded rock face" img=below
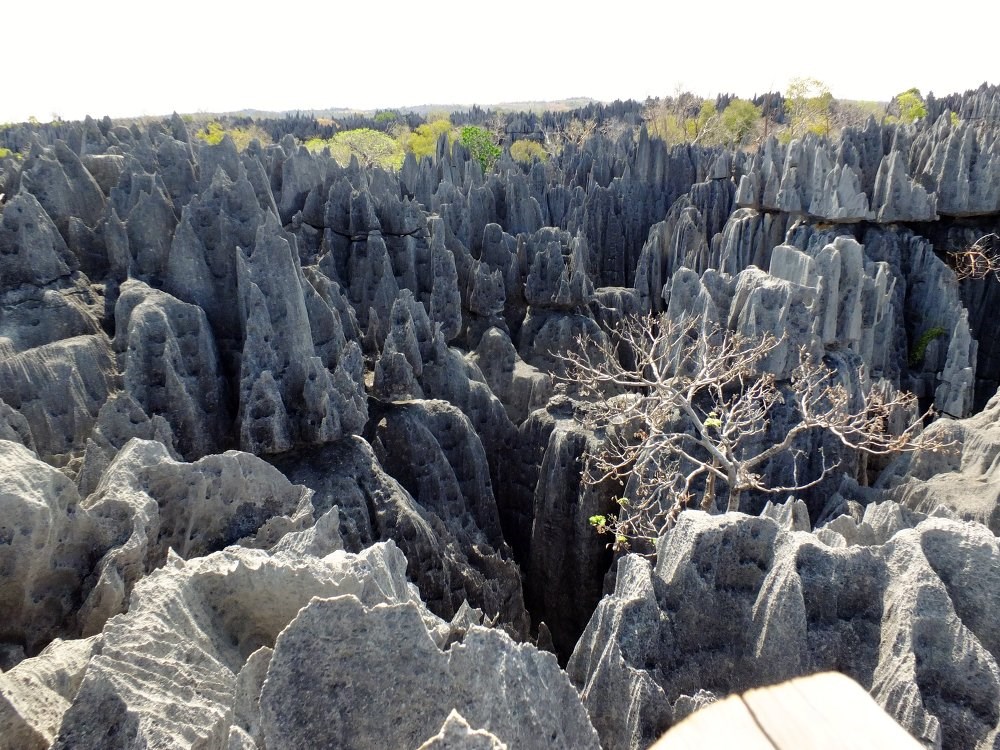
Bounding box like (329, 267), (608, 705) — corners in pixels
(0, 335), (117, 464)
(115, 280), (229, 459)
(569, 507), (1000, 750)
(370, 399), (529, 636)
(0, 442), (101, 657)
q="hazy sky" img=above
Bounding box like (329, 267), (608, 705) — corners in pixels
(6, 1), (996, 123)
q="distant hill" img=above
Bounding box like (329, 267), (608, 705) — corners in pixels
(224, 98), (599, 120)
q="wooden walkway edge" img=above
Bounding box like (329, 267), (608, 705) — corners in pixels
(650, 672), (925, 750)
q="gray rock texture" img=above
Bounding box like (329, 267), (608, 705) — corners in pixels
(115, 280), (228, 459)
(0, 636), (99, 749)
(373, 399), (528, 633)
(0, 335), (116, 464)
(259, 594), (600, 750)
(569, 508), (1000, 750)
(53, 542), (424, 749)
(77, 439), (314, 635)
(0, 442), (100, 656)
(878, 386), (1000, 534)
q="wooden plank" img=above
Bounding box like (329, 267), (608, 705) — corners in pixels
(649, 692), (776, 750)
(741, 672), (923, 750)
(649, 672), (923, 750)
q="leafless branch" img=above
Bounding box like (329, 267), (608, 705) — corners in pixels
(558, 314), (949, 552)
(948, 234), (1000, 281)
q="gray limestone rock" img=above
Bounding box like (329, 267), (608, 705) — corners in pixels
(711, 208), (789, 279)
(430, 222), (464, 342)
(278, 146), (321, 225)
(164, 168), (266, 342)
(80, 154), (126, 196)
(634, 199), (709, 313)
(808, 163), (872, 222)
(524, 232), (594, 311)
(916, 115), (1000, 216)
(115, 280), (228, 459)
(259, 595), (600, 750)
(0, 636), (100, 750)
(20, 141), (106, 237)
(934, 308), (977, 418)
(725, 266), (820, 379)
(416, 711), (509, 750)
(760, 497), (811, 531)
(0, 397), (36, 452)
(468, 327), (551, 424)
(0, 335), (116, 464)
(0, 191), (79, 292)
(76, 438), (315, 635)
(872, 150), (938, 223)
(0, 280), (101, 356)
(565, 554), (671, 750)
(768, 237), (896, 366)
(55, 541), (423, 749)
(511, 399), (618, 659)
(76, 393), (176, 497)
(237, 213), (366, 454)
(371, 399), (529, 635)
(878, 387), (1000, 533)
(518, 309), (609, 377)
(123, 179), (178, 279)
(0, 441), (100, 656)
(570, 510), (1000, 750)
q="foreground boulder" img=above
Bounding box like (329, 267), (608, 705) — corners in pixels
(569, 508), (1000, 750)
(260, 595), (599, 750)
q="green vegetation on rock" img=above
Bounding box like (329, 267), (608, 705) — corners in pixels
(510, 139), (548, 165)
(196, 120), (270, 151)
(403, 118), (455, 160)
(910, 326), (947, 366)
(304, 128), (405, 170)
(460, 125), (501, 173)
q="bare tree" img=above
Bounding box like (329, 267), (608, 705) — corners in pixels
(559, 315), (945, 548)
(948, 233), (1000, 281)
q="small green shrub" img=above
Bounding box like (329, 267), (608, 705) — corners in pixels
(460, 125), (501, 173)
(510, 139), (548, 165)
(404, 118), (454, 160)
(909, 326), (947, 366)
(196, 120), (270, 151)
(304, 128), (404, 170)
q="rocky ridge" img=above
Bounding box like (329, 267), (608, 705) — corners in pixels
(0, 84), (998, 748)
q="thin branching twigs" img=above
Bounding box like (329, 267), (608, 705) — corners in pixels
(558, 314), (947, 551)
(948, 233), (1000, 281)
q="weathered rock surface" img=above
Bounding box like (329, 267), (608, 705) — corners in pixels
(878, 387), (1000, 533)
(259, 594), (600, 750)
(0, 442), (101, 657)
(371, 399), (529, 635)
(569, 508), (1000, 750)
(53, 542), (426, 749)
(115, 280), (228, 459)
(0, 335), (116, 464)
(0, 636), (100, 749)
(77, 439), (314, 635)
(416, 711), (508, 750)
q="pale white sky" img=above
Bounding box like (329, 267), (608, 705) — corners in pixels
(5, 0), (996, 123)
